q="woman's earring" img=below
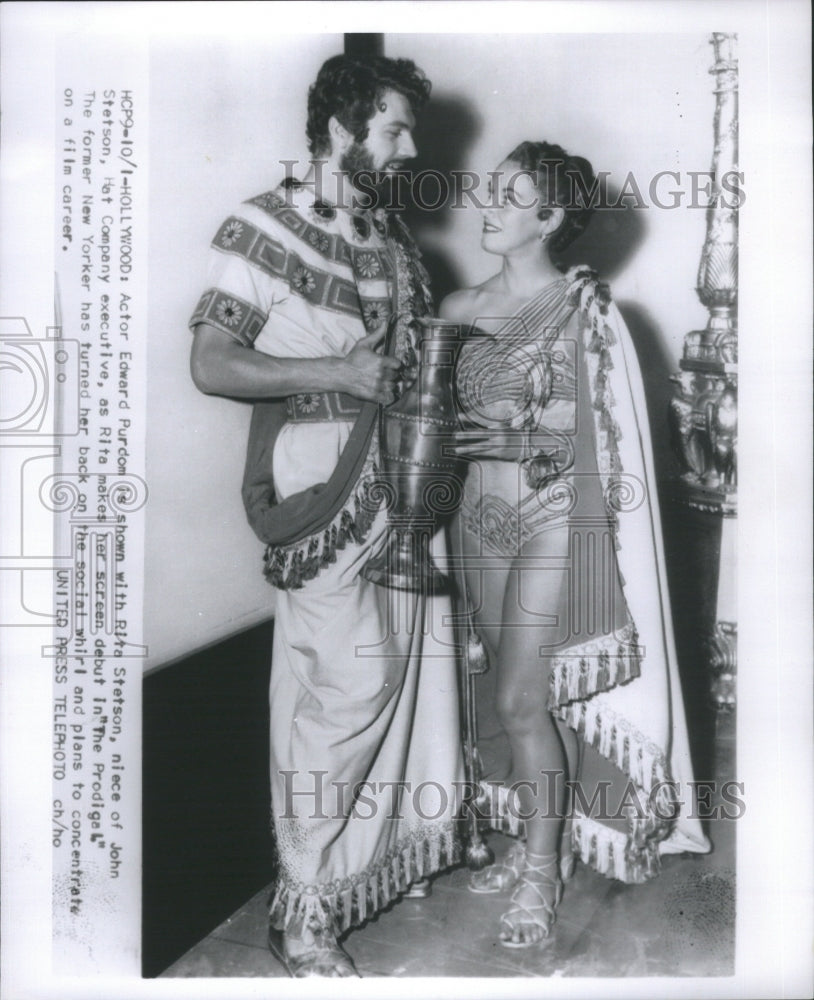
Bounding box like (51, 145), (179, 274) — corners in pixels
(539, 231), (549, 244)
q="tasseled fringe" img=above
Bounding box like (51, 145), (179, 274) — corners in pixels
(571, 813), (662, 884)
(465, 630), (490, 675)
(553, 695), (669, 801)
(473, 780), (527, 839)
(599, 408), (621, 437)
(548, 624), (642, 708)
(267, 823), (459, 935)
(580, 281), (625, 486)
(263, 465), (382, 590)
(476, 771), (672, 883)
(549, 643), (678, 873)
(554, 692), (676, 849)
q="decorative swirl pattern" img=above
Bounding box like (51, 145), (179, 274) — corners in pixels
(39, 476), (84, 514)
(604, 473), (646, 513)
(106, 476), (149, 514)
(422, 476), (465, 516)
(359, 474), (398, 515)
(533, 477), (579, 516)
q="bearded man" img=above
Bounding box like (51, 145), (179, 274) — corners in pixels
(189, 54), (463, 978)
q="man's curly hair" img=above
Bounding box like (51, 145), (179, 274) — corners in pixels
(307, 54), (431, 156)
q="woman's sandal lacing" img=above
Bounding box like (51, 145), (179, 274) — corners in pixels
(499, 851), (562, 949)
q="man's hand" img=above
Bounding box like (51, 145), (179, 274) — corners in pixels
(339, 330), (403, 405)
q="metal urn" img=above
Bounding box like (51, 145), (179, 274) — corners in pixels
(362, 316), (463, 593)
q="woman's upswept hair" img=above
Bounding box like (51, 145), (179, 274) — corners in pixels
(307, 54), (431, 156)
(506, 141), (597, 252)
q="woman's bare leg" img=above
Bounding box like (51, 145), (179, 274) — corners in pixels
(493, 522), (576, 944)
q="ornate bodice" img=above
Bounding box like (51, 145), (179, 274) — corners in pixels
(454, 316), (577, 433)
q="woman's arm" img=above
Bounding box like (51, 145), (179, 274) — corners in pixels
(189, 323), (402, 404)
(453, 427), (571, 462)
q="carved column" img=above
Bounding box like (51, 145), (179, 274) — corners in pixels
(668, 33), (738, 711)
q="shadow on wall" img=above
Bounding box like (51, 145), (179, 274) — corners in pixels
(560, 183), (679, 482)
(560, 204), (646, 282)
(559, 188), (647, 284)
(617, 300), (682, 484)
(402, 91), (483, 302)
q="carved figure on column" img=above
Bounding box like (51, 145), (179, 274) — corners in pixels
(668, 371), (705, 478)
(706, 382), (737, 488)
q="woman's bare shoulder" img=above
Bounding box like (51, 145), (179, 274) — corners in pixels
(439, 278), (498, 323)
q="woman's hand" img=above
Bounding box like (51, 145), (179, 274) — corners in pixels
(452, 428), (529, 462)
(451, 427), (575, 473)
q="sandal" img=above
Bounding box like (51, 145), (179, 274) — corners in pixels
(403, 877), (432, 899)
(498, 851), (562, 949)
(267, 926), (360, 978)
(468, 840), (526, 894)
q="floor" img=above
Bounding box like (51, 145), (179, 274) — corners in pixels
(161, 711), (735, 980)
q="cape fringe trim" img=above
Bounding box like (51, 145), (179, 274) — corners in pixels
(263, 459), (381, 590)
(571, 813), (661, 883)
(476, 771), (671, 886)
(548, 621), (642, 709)
(553, 697), (673, 803)
(268, 822), (459, 935)
(553, 692), (676, 852)
(575, 273), (628, 540)
(474, 621), (676, 884)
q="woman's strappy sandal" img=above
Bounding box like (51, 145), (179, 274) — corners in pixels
(498, 851), (562, 948)
(468, 840), (526, 894)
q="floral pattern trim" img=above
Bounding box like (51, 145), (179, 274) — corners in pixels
(189, 288), (267, 346)
(246, 190), (394, 282)
(211, 215), (375, 321)
(362, 301), (387, 332)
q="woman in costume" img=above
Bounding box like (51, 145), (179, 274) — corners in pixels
(443, 141), (710, 949)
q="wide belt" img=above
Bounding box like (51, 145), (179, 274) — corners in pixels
(285, 391), (364, 423)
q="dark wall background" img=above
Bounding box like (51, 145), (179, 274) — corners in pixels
(142, 621), (275, 977)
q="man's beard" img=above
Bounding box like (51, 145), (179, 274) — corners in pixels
(340, 142), (396, 209)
